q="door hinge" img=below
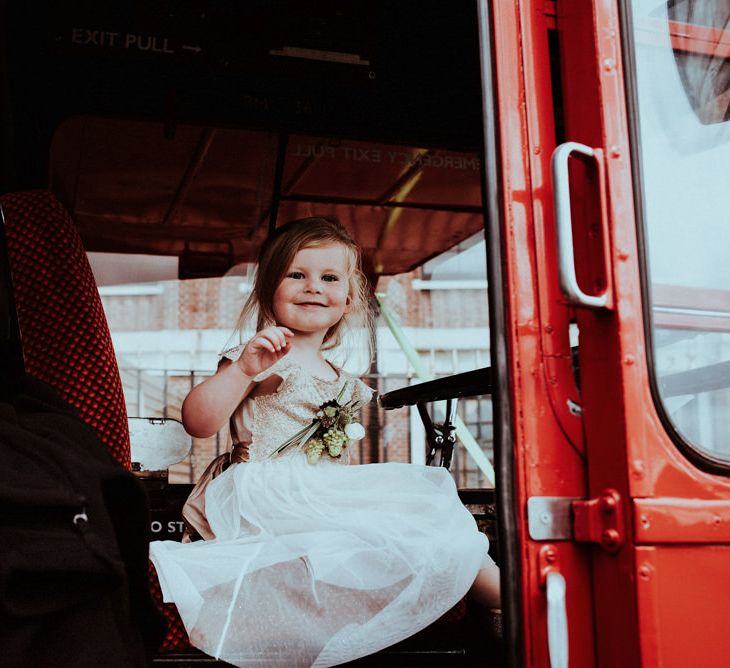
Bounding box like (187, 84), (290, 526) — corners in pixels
(572, 489), (624, 553)
(527, 489), (625, 553)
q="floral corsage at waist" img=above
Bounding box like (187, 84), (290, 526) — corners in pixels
(267, 381), (366, 464)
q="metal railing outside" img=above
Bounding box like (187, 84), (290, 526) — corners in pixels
(121, 367), (493, 488)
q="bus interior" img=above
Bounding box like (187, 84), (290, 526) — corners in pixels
(7, 2), (730, 666)
(1, 1), (509, 665)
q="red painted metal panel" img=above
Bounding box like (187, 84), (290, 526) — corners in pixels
(634, 498), (730, 544)
(490, 4), (548, 663)
(554, 0), (645, 665)
(522, 0), (585, 453)
(636, 546), (730, 668)
(491, 2), (596, 666)
(498, 0), (730, 664)
(555, 1), (730, 666)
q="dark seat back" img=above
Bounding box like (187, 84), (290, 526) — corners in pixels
(0, 191), (130, 468)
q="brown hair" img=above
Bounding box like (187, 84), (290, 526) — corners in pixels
(235, 217), (371, 351)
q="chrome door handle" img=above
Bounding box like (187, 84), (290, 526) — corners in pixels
(551, 141), (609, 310)
(547, 571), (569, 668)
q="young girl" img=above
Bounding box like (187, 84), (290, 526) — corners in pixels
(149, 217), (500, 667)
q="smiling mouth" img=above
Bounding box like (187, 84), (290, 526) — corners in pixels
(296, 302), (327, 307)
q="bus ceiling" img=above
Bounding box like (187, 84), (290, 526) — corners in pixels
(1, 1), (486, 280)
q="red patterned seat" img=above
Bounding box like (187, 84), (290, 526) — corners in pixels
(148, 561), (194, 652)
(0, 190), (190, 653)
(1, 191), (130, 467)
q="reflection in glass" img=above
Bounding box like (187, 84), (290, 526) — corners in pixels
(668, 0), (730, 125)
(632, 1), (730, 458)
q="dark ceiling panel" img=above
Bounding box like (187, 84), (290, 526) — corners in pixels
(48, 116), (484, 276)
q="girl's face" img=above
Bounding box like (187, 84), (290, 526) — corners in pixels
(272, 243), (352, 336)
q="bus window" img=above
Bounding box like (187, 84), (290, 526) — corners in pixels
(83, 130), (494, 489)
(628, 1), (730, 463)
(91, 240), (493, 488)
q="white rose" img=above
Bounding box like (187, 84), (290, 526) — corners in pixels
(344, 422), (366, 440)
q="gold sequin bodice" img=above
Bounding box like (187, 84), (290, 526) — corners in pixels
(222, 352), (373, 463)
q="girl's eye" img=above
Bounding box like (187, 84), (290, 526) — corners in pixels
(287, 271), (305, 279)
(322, 274), (339, 282)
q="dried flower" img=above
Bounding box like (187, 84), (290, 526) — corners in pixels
(306, 438), (325, 465)
(268, 381), (365, 464)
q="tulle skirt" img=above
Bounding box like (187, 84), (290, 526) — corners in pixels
(149, 455), (491, 667)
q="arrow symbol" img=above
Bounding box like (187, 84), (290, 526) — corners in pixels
(182, 45), (202, 53)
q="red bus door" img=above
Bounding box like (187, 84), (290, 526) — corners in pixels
(556, 1), (730, 666)
(481, 1), (598, 665)
(485, 1), (730, 666)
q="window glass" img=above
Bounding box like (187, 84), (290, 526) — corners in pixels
(92, 234), (494, 486)
(629, 1), (730, 459)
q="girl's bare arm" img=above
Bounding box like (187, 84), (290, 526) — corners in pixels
(181, 326), (294, 438)
(181, 360), (254, 438)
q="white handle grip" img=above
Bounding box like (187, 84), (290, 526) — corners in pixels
(551, 141), (609, 309)
(547, 571), (569, 668)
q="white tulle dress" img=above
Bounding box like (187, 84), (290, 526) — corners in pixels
(149, 354), (492, 667)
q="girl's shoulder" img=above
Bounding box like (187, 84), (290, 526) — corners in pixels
(335, 366), (375, 405)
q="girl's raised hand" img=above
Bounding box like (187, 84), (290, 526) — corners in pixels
(237, 326), (294, 377)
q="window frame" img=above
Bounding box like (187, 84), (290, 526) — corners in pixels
(619, 0), (730, 474)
